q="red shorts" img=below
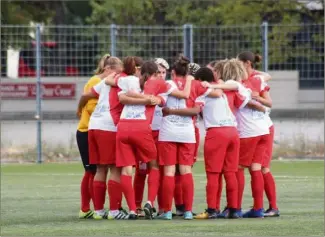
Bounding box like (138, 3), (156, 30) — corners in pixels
(204, 127), (239, 173)
(262, 125), (275, 168)
(239, 134), (269, 167)
(158, 141), (195, 166)
(194, 126), (200, 163)
(152, 130), (159, 145)
(116, 120), (157, 167)
(88, 129), (116, 165)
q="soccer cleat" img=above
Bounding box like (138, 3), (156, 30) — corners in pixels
(127, 211), (138, 220)
(184, 211), (193, 220)
(119, 207), (128, 215)
(143, 203), (154, 220)
(93, 210), (108, 220)
(217, 207), (229, 218)
(195, 210), (218, 219)
(136, 208), (145, 217)
(107, 210), (129, 220)
(228, 208), (240, 219)
(78, 210), (94, 219)
(243, 208), (264, 218)
(156, 211), (172, 220)
(236, 209), (243, 218)
(264, 208), (280, 217)
(195, 211), (209, 219)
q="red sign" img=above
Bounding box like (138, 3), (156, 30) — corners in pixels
(0, 83), (76, 99)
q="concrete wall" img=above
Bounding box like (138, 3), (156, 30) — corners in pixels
(1, 71), (324, 120)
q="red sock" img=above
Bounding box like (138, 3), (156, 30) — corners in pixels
(181, 173), (194, 212)
(250, 170), (264, 210)
(236, 168), (245, 209)
(93, 180), (106, 211)
(162, 176), (175, 211)
(263, 172), (277, 209)
(133, 168), (146, 208)
(120, 175), (136, 212)
(224, 171), (238, 209)
(174, 173), (183, 206)
(206, 172), (219, 210)
(216, 174), (223, 210)
(107, 180), (122, 211)
(147, 168), (160, 204)
(88, 172), (95, 203)
(80, 171), (92, 212)
(157, 166), (164, 211)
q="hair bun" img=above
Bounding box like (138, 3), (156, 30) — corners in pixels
(254, 54), (262, 63)
(176, 54), (190, 66)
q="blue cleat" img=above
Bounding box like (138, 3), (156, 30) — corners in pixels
(236, 208), (243, 218)
(156, 211), (172, 220)
(217, 207), (229, 218)
(183, 211), (193, 220)
(243, 208), (264, 218)
(264, 208), (280, 217)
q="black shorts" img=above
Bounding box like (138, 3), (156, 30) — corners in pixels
(76, 130), (96, 172)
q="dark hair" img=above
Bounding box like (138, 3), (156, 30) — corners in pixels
(123, 56), (143, 75)
(141, 61), (158, 81)
(237, 51), (262, 68)
(172, 54), (190, 76)
(194, 67), (215, 83)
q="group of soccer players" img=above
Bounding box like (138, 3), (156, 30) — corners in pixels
(76, 51), (280, 220)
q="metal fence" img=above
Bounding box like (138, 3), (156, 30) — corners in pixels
(1, 23), (324, 88)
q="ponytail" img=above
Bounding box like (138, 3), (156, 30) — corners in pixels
(95, 54), (111, 75)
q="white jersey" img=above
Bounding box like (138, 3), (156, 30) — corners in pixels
(88, 80), (117, 132)
(195, 81), (249, 129)
(254, 75), (273, 128)
(159, 80), (210, 143)
(118, 76), (175, 123)
(236, 79), (269, 138)
(151, 106), (163, 130)
(118, 76), (146, 120)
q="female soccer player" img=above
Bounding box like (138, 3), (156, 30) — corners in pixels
(157, 55), (224, 220)
(133, 58), (170, 217)
(105, 60), (193, 220)
(229, 53), (271, 218)
(77, 56), (146, 220)
(238, 52), (279, 217)
(76, 54), (110, 219)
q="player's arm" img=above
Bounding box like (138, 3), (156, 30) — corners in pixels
(76, 91), (97, 117)
(252, 91), (272, 108)
(245, 100), (266, 112)
(104, 72), (118, 86)
(125, 90), (151, 99)
(162, 105), (201, 117)
(119, 93), (161, 106)
(206, 89), (223, 98)
(255, 71), (272, 82)
(169, 75), (194, 99)
(201, 81), (239, 91)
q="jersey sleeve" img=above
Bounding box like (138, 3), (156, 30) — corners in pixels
(234, 91), (250, 109)
(117, 76), (141, 96)
(254, 75), (270, 93)
(195, 81), (212, 97)
(90, 79), (105, 97)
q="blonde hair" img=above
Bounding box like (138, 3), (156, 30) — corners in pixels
(222, 58), (248, 82)
(94, 54), (122, 75)
(213, 59), (228, 80)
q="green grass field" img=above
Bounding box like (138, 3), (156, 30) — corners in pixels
(1, 160), (324, 236)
